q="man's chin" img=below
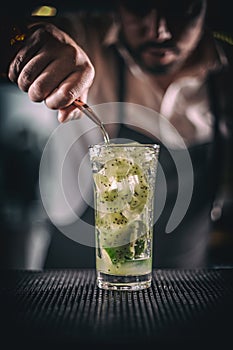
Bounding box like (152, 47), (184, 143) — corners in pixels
(139, 52), (179, 74)
(138, 60), (176, 75)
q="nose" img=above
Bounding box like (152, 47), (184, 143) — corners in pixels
(146, 10), (172, 41)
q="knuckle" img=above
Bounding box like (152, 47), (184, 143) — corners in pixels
(28, 81), (44, 102)
(18, 69), (33, 92)
(9, 54), (25, 81)
(8, 67), (15, 82)
(47, 89), (73, 109)
(59, 88), (76, 106)
(85, 61), (95, 84)
(67, 44), (78, 58)
(14, 55), (24, 70)
(79, 64), (95, 90)
(89, 64), (95, 84)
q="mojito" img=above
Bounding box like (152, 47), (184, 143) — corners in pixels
(89, 142), (159, 290)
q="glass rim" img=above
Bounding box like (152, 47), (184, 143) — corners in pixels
(88, 143), (160, 150)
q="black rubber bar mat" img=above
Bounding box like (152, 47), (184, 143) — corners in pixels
(1, 268), (233, 350)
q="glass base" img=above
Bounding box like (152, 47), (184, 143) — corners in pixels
(97, 272), (152, 291)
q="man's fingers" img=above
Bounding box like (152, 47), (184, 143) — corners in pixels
(57, 104), (77, 123)
(44, 68), (94, 110)
(8, 29), (44, 82)
(57, 90), (89, 123)
(7, 22), (95, 121)
(16, 52), (52, 93)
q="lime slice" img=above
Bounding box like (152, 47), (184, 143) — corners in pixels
(97, 251), (152, 276)
(96, 249), (117, 274)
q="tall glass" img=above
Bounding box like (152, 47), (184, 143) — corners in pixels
(89, 142), (160, 291)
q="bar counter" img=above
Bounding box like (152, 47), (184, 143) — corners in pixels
(1, 268), (232, 349)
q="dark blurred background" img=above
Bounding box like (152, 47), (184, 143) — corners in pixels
(2, 0), (233, 32)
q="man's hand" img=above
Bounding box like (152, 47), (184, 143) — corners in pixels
(8, 23), (95, 122)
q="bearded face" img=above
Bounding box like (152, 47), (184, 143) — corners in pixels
(118, 0), (207, 74)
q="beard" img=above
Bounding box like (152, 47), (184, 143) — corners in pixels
(122, 39), (182, 75)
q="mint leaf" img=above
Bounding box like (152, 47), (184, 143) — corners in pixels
(105, 244), (134, 265)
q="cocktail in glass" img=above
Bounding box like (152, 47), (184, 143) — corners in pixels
(89, 142), (160, 291)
